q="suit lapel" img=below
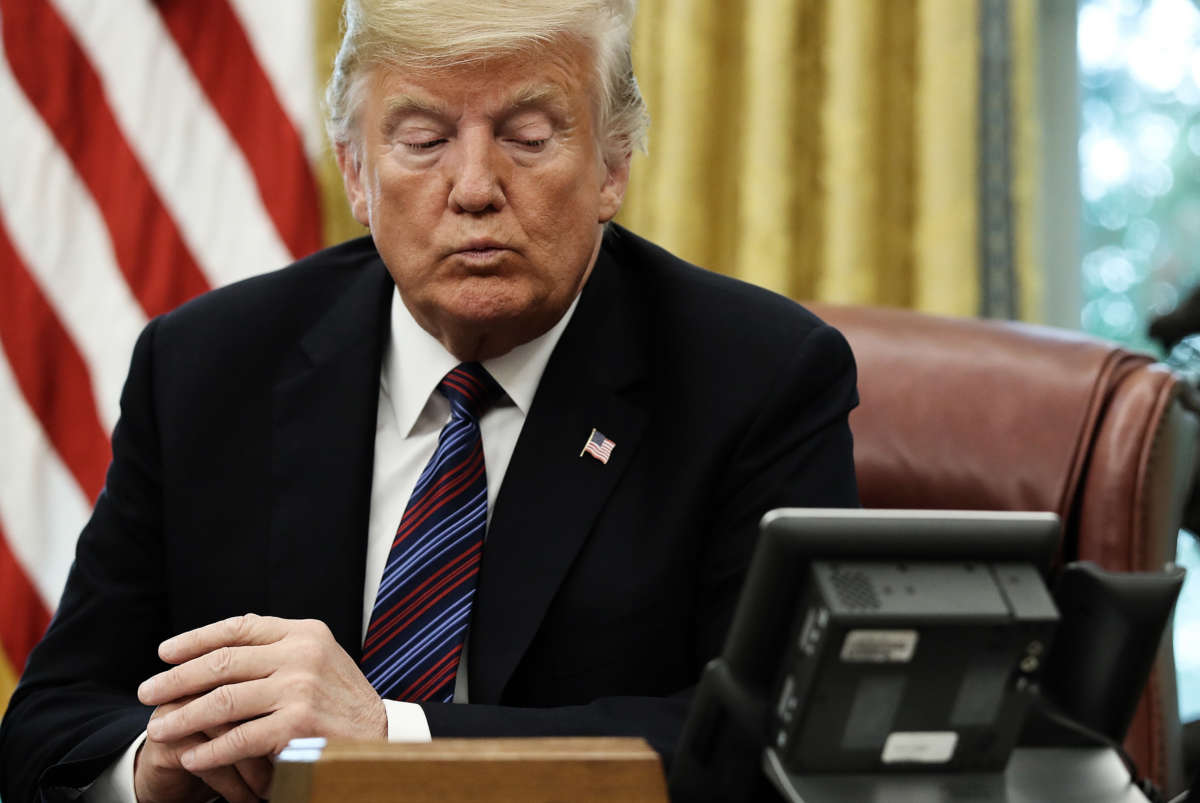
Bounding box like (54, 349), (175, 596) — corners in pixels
(470, 241), (649, 703)
(267, 260), (394, 659)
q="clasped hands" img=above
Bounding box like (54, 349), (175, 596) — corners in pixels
(134, 614), (387, 803)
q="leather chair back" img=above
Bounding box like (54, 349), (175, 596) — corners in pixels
(810, 302), (1200, 794)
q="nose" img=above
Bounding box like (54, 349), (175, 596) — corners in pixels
(447, 130), (505, 214)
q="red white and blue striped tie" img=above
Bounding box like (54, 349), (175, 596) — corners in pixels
(360, 363), (501, 702)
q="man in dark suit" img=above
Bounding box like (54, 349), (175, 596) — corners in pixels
(0, 2), (858, 801)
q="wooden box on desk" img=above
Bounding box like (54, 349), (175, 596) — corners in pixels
(270, 737), (670, 802)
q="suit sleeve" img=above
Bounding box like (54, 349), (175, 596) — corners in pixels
(0, 321), (167, 802)
(420, 322), (859, 768)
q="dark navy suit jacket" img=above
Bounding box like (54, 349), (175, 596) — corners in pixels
(0, 225), (859, 800)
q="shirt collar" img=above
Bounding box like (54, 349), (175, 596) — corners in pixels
(382, 286), (580, 437)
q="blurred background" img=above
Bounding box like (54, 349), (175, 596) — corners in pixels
(1, 0), (1199, 761)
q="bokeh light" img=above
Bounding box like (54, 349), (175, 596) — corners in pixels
(1078, 0), (1200, 724)
(1079, 0), (1200, 352)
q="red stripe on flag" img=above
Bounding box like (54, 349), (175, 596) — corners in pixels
(0, 520), (52, 677)
(156, 0), (323, 261)
(0, 0), (211, 318)
(0, 216), (110, 502)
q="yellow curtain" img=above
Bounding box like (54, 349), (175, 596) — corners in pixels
(315, 0), (368, 247)
(0, 650), (16, 718)
(1011, 0), (1042, 323)
(313, 0), (1041, 320)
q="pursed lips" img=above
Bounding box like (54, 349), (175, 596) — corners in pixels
(448, 239), (513, 266)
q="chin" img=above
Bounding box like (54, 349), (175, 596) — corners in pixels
(439, 275), (541, 320)
(447, 288), (525, 320)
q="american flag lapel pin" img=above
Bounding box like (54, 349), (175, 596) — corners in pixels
(580, 428), (616, 464)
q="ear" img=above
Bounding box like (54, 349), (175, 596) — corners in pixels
(335, 141), (371, 227)
(597, 152), (631, 223)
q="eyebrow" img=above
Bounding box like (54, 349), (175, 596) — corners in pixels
(506, 84), (571, 118)
(380, 94), (451, 135)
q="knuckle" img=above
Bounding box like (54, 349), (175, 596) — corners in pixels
(229, 613), (254, 640)
(229, 609), (260, 643)
(227, 724), (251, 752)
(223, 615), (245, 640)
(208, 645), (234, 674)
(283, 674), (315, 707)
(212, 683), (237, 716)
(299, 671), (322, 699)
(293, 704), (318, 734)
(301, 618), (331, 640)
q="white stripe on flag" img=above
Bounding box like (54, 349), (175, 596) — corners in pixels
(0, 352), (91, 609)
(0, 40), (145, 432)
(228, 0), (323, 160)
(50, 0), (293, 287)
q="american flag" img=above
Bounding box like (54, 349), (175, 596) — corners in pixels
(581, 428), (616, 464)
(0, 0), (338, 716)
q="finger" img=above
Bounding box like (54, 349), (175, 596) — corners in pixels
(181, 715), (287, 773)
(208, 722), (275, 800)
(139, 643), (277, 706)
(134, 729), (210, 801)
(145, 693), (201, 718)
(158, 613), (287, 664)
(148, 679), (276, 743)
(193, 764), (262, 803)
(135, 725), (253, 803)
(231, 755), (274, 800)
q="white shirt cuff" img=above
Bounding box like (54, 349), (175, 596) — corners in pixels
(383, 699), (432, 742)
(83, 730), (145, 802)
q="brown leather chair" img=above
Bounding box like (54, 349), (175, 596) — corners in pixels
(809, 302), (1200, 794)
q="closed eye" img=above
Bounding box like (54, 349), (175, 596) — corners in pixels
(404, 139), (447, 152)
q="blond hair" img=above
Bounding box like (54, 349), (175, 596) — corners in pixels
(325, 0), (649, 167)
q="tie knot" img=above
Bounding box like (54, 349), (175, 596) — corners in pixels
(438, 362), (502, 421)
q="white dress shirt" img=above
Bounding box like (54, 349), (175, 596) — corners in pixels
(87, 286), (578, 801)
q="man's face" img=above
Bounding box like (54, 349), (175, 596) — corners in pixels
(338, 39), (630, 361)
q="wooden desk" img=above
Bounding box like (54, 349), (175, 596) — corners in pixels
(270, 737), (669, 802)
